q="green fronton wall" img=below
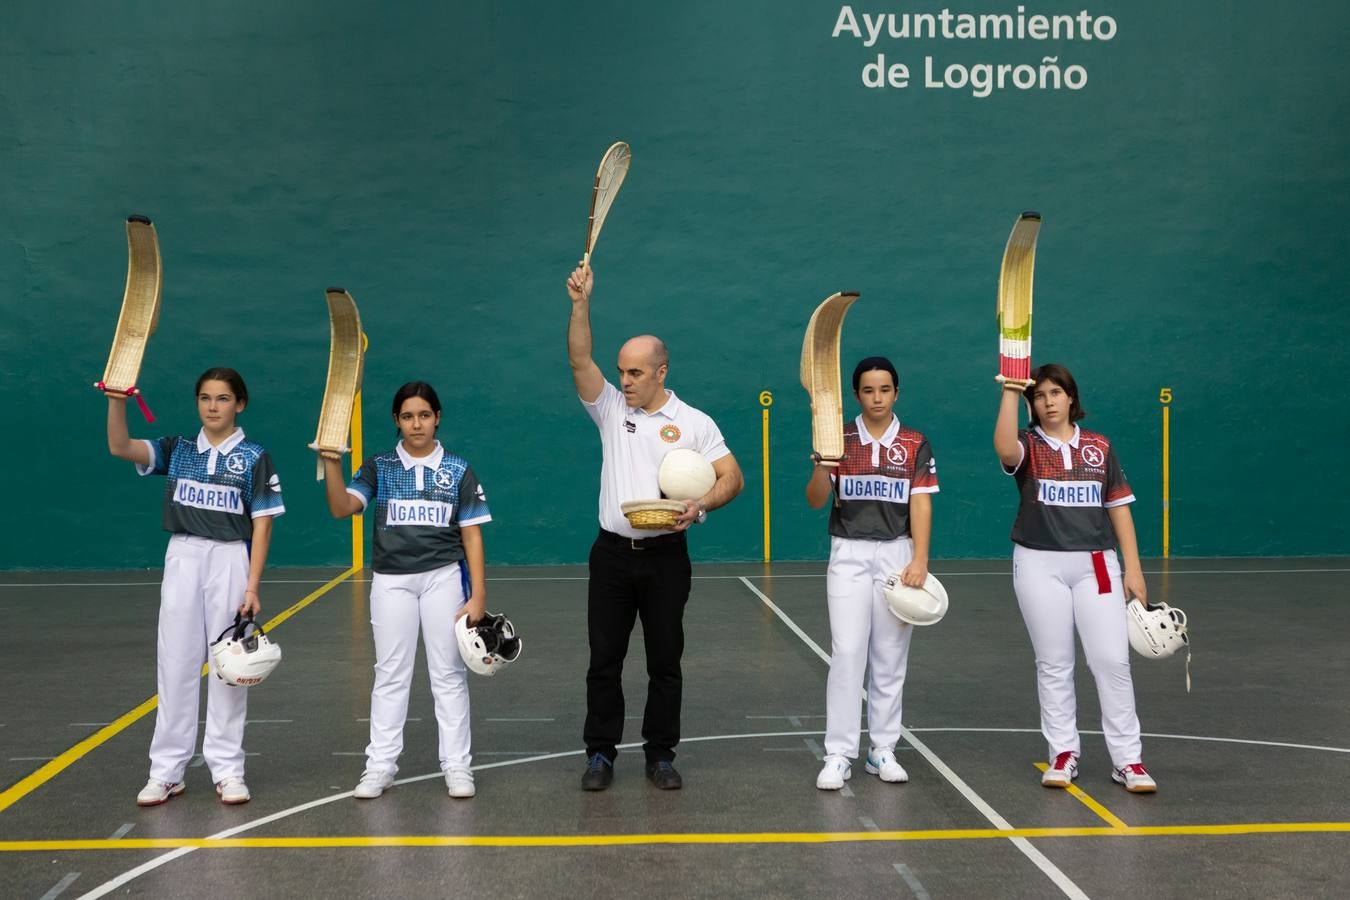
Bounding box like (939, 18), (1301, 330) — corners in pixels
(1, 1), (1346, 568)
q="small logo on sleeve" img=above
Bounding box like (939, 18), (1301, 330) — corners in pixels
(267, 473), (282, 493)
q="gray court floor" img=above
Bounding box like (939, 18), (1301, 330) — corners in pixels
(1, 559), (1347, 899)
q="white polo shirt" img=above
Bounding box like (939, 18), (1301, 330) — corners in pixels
(582, 381), (731, 538)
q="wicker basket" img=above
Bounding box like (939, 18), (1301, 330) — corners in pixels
(621, 500), (685, 530)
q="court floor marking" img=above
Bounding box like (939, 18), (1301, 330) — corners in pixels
(2, 565), (1347, 589)
(19, 727), (1350, 897)
(736, 576), (1089, 900)
(7, 821), (1350, 854)
(0, 567), (360, 815)
(1033, 763), (1128, 829)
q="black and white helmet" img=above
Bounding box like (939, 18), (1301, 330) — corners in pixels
(455, 612), (522, 676)
(1126, 599), (1192, 691)
(210, 614), (282, 687)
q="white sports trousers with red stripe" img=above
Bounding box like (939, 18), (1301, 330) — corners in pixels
(1012, 545), (1143, 768)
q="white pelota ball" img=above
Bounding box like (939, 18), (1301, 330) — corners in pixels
(658, 449), (716, 500)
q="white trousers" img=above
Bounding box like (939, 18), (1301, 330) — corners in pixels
(149, 534), (249, 784)
(824, 536), (915, 759)
(365, 561), (471, 776)
(1013, 545), (1142, 767)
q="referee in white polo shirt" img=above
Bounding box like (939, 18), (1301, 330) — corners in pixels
(566, 262), (744, 791)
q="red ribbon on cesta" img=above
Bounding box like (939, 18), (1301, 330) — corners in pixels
(96, 382), (156, 423)
(1090, 550), (1111, 594)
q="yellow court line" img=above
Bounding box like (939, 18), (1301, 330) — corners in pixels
(1034, 762), (1129, 829)
(0, 566), (360, 815)
(3, 822), (1350, 852)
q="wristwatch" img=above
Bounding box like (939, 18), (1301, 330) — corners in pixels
(695, 504), (708, 525)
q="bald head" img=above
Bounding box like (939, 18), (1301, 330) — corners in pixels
(616, 335), (670, 411)
(620, 335), (669, 369)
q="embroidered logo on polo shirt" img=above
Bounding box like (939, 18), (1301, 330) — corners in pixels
(660, 424), (681, 443)
(885, 444), (908, 466)
(1080, 445), (1105, 468)
(226, 454), (248, 475)
(433, 468), (453, 489)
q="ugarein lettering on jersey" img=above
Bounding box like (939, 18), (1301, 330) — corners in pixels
(1006, 426), (1134, 551)
(348, 443), (491, 575)
(829, 416), (939, 540)
(138, 430), (285, 540)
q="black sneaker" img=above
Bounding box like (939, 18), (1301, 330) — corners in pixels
(581, 753), (614, 791)
(645, 760), (682, 790)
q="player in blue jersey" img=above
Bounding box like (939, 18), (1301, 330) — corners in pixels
(321, 381), (491, 800)
(106, 367), (284, 807)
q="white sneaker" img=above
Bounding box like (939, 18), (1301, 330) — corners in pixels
(1112, 763), (1157, 793)
(446, 767), (475, 798)
(216, 776), (251, 805)
(353, 771), (395, 800)
(1042, 751), (1079, 788)
(864, 748), (909, 783)
(136, 779), (185, 807)
(815, 754), (852, 790)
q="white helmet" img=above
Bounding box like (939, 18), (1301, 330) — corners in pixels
(210, 614), (282, 687)
(455, 612), (522, 676)
(883, 572), (949, 626)
(658, 448), (716, 501)
(1126, 599), (1189, 659)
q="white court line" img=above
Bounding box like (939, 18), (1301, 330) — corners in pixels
(5, 565), (1347, 589)
(737, 575), (1090, 900)
(39, 872), (80, 900)
(906, 727), (1350, 755)
(895, 864), (933, 900)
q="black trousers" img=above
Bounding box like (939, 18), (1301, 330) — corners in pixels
(583, 529), (692, 763)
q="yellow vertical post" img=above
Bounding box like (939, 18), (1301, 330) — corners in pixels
(350, 333), (369, 571)
(1160, 387), (1172, 558)
(759, 390), (773, 562)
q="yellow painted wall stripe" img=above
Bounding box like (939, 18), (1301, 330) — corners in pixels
(1034, 762), (1128, 829)
(0, 567), (359, 814)
(2, 822), (1349, 852)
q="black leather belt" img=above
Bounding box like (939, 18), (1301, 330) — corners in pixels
(596, 528), (687, 551)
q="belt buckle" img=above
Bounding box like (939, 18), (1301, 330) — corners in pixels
(630, 536), (644, 551)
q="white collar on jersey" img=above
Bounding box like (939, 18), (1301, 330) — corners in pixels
(195, 428), (245, 476)
(1034, 424), (1081, 469)
(854, 414), (900, 467)
(196, 427), (245, 454)
(397, 440), (444, 492)
(629, 388), (683, 419)
(1034, 424), (1080, 449)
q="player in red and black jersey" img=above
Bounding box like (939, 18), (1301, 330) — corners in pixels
(806, 357), (939, 791)
(994, 363), (1157, 793)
